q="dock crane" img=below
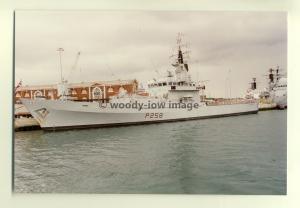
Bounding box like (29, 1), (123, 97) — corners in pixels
(67, 51), (81, 81)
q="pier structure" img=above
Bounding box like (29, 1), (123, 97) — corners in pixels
(15, 79), (140, 103)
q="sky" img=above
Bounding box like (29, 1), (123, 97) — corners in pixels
(15, 11), (287, 97)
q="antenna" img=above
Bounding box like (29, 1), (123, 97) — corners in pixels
(177, 32), (183, 45)
(57, 48), (64, 83)
(170, 33), (191, 72)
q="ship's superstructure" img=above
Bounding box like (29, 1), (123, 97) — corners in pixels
(21, 34), (258, 130)
(147, 34), (200, 102)
(271, 77), (287, 109)
(245, 78), (260, 100)
(267, 66), (287, 109)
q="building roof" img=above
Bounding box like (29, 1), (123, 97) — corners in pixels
(16, 79), (137, 91)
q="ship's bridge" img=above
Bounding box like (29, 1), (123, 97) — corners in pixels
(147, 78), (199, 100)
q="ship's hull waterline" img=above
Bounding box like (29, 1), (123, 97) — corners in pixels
(21, 99), (258, 131)
(273, 95), (287, 109)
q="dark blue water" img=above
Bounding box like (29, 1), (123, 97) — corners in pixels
(14, 110), (286, 194)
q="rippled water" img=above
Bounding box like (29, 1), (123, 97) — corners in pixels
(14, 110), (286, 194)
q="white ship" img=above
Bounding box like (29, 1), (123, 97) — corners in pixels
(245, 78), (277, 110)
(245, 67), (287, 110)
(262, 67), (287, 109)
(260, 67), (287, 109)
(245, 78), (260, 100)
(21, 34), (258, 130)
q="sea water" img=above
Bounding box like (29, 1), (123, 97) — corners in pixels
(14, 110), (286, 194)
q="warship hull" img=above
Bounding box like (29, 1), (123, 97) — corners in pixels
(21, 99), (258, 130)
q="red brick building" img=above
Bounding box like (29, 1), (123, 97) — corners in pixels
(15, 79), (139, 103)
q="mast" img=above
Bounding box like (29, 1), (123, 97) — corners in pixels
(268, 68), (274, 83)
(172, 33), (190, 72)
(276, 65), (280, 81)
(250, 78), (257, 90)
(57, 48), (64, 83)
(56, 48), (69, 100)
(178, 46), (184, 64)
(275, 65), (285, 82)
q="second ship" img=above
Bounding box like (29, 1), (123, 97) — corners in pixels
(245, 66), (287, 110)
